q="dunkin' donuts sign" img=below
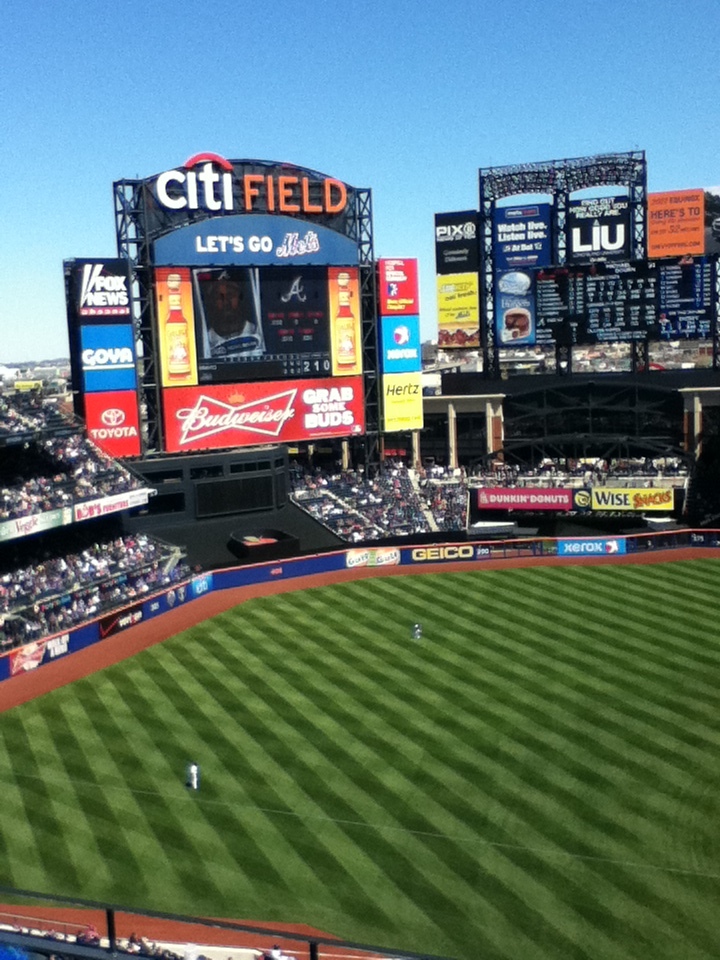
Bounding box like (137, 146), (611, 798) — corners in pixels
(162, 376), (365, 452)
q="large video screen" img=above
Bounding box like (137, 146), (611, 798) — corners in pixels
(154, 265), (361, 385)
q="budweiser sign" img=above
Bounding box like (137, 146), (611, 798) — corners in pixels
(162, 377), (365, 452)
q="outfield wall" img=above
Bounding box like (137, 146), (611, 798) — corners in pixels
(2, 528), (719, 686)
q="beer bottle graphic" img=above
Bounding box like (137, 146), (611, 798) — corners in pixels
(335, 271), (357, 367)
(165, 273), (192, 380)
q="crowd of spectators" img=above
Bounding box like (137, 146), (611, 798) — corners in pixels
(0, 920), (297, 960)
(467, 456), (689, 489)
(290, 461), (462, 540)
(0, 432), (147, 524)
(291, 455), (688, 541)
(0, 921), (186, 960)
(0, 532), (191, 652)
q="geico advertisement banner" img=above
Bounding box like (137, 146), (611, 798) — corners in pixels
(382, 373), (423, 433)
(153, 214), (359, 267)
(380, 315), (421, 374)
(402, 543), (491, 564)
(378, 258), (419, 315)
(162, 376), (365, 453)
(591, 487), (675, 511)
(80, 324), (137, 393)
(155, 268), (199, 387)
(84, 390), (142, 458)
(477, 488), (592, 511)
(558, 538), (627, 557)
(647, 190), (705, 258)
(72, 259), (131, 320)
(437, 273), (480, 348)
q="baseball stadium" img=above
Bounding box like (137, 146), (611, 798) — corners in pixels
(3, 150), (720, 960)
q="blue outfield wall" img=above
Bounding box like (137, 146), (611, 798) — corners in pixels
(0, 528), (715, 685)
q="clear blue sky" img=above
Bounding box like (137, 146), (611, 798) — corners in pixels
(2, 0), (720, 362)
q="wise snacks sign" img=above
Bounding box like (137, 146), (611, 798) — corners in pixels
(162, 376), (365, 453)
(591, 488), (674, 511)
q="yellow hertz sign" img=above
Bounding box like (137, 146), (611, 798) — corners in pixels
(591, 487), (674, 511)
(382, 372), (424, 432)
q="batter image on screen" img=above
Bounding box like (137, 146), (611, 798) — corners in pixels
(194, 268), (266, 359)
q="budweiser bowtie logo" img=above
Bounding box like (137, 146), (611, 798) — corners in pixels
(176, 390), (297, 445)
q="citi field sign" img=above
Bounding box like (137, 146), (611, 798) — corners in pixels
(147, 154), (360, 266)
(152, 153), (350, 218)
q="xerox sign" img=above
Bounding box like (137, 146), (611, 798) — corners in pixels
(80, 325), (137, 392)
(84, 390), (141, 458)
(557, 538), (627, 556)
(162, 377), (365, 453)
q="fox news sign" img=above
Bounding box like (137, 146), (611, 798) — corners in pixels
(70, 259), (131, 320)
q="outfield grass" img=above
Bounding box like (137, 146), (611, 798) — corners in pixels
(2, 559), (720, 960)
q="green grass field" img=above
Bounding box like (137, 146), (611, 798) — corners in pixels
(2, 559), (720, 960)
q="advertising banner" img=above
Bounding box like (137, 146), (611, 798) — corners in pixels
(83, 390), (142, 458)
(380, 315), (422, 373)
(0, 508), (70, 544)
(477, 488), (591, 511)
(345, 547), (401, 569)
(647, 190), (705, 258)
(435, 212), (479, 274)
(558, 537), (627, 557)
(155, 267), (199, 387)
(161, 376), (365, 453)
(436, 273), (480, 348)
(591, 488), (675, 511)
(378, 258), (419, 315)
(152, 214), (360, 267)
(71, 259), (131, 321)
(74, 488), (151, 523)
(80, 324), (137, 393)
(402, 543), (492, 564)
(567, 194), (630, 263)
(558, 538), (627, 556)
(495, 271), (536, 347)
(98, 603), (144, 639)
(328, 268), (362, 376)
(493, 203), (552, 271)
(382, 372), (424, 433)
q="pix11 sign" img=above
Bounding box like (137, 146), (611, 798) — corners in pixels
(162, 376), (365, 453)
(378, 258), (419, 315)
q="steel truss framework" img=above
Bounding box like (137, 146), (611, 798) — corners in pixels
(478, 152), (648, 379)
(497, 381), (690, 466)
(113, 172), (380, 472)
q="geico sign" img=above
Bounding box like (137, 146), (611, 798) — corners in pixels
(412, 545), (475, 562)
(81, 347), (134, 368)
(155, 152), (347, 215)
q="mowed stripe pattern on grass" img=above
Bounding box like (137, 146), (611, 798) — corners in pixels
(1, 560), (720, 960)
